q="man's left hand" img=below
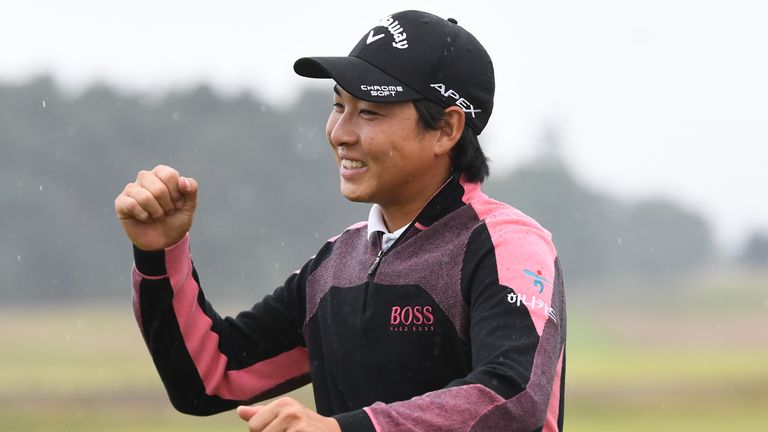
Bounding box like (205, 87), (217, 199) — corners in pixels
(237, 397), (341, 432)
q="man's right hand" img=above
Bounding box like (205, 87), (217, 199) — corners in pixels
(114, 165), (199, 251)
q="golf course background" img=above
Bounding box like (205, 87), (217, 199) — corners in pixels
(2, 78), (766, 431)
(3, 266), (765, 431)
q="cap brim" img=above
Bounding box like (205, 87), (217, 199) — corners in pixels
(294, 56), (422, 103)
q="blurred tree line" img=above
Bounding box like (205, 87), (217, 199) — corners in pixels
(1, 76), (753, 304)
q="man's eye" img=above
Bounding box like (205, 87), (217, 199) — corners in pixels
(360, 109), (380, 117)
(332, 103), (344, 112)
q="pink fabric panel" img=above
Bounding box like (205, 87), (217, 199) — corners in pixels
(296, 222), (367, 275)
(366, 384), (505, 432)
(328, 220), (368, 243)
(543, 347), (564, 432)
(461, 178), (558, 336)
(164, 236), (310, 400)
(363, 407), (383, 432)
(413, 222), (429, 231)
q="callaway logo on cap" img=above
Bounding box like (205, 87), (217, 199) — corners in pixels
(294, 10), (495, 134)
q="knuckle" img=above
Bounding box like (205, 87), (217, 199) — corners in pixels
(145, 181), (168, 198)
(115, 195), (130, 210)
(281, 408), (302, 422)
(128, 188), (153, 207)
(286, 404), (302, 413)
(135, 192), (153, 207)
(157, 170), (173, 183)
(122, 198), (136, 209)
(120, 199), (144, 218)
(275, 397), (296, 407)
(126, 200), (144, 215)
(154, 164), (178, 177)
(123, 182), (139, 194)
(123, 184), (138, 197)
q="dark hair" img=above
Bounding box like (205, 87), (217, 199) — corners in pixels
(413, 98), (490, 183)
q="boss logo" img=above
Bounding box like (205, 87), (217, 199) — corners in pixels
(390, 305), (434, 325)
(389, 305), (435, 332)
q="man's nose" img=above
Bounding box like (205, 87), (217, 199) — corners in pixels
(329, 113), (359, 147)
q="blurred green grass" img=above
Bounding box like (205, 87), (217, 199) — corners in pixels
(2, 268), (767, 431)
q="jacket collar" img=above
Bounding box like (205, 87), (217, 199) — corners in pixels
(364, 175), (474, 251)
(411, 174), (468, 230)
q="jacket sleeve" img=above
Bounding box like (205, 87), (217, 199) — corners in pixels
(131, 234), (313, 415)
(334, 219), (567, 432)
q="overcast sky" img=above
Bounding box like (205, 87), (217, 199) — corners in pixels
(2, 0), (766, 252)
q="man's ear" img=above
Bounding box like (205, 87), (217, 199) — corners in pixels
(434, 106), (465, 156)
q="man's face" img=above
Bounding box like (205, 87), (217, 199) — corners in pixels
(326, 86), (447, 209)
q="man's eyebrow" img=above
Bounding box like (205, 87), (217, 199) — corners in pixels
(333, 85), (341, 96)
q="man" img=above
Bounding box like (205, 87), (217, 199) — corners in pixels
(115, 10), (566, 432)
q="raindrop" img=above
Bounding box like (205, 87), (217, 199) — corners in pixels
(42, 99), (46, 108)
(616, 237), (622, 245)
(16, 254), (21, 262)
(39, 184), (43, 192)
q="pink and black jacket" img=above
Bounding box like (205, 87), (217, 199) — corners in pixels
(132, 175), (567, 431)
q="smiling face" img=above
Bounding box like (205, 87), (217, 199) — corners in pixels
(326, 86), (453, 219)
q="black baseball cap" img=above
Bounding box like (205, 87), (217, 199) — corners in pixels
(294, 10), (495, 134)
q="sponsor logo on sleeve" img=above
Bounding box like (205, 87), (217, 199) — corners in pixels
(506, 291), (558, 322)
(505, 269), (556, 321)
(524, 269), (551, 294)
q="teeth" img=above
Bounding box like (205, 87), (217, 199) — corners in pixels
(342, 159), (366, 169)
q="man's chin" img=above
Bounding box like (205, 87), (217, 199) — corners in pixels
(339, 186), (372, 204)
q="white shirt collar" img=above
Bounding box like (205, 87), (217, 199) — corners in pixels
(367, 204), (409, 251)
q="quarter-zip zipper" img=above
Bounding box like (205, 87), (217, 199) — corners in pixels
(362, 175), (456, 312)
(367, 220), (415, 279)
(362, 220), (417, 313)
(368, 250), (384, 276)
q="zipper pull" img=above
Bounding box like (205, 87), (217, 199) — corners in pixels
(368, 250), (384, 275)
